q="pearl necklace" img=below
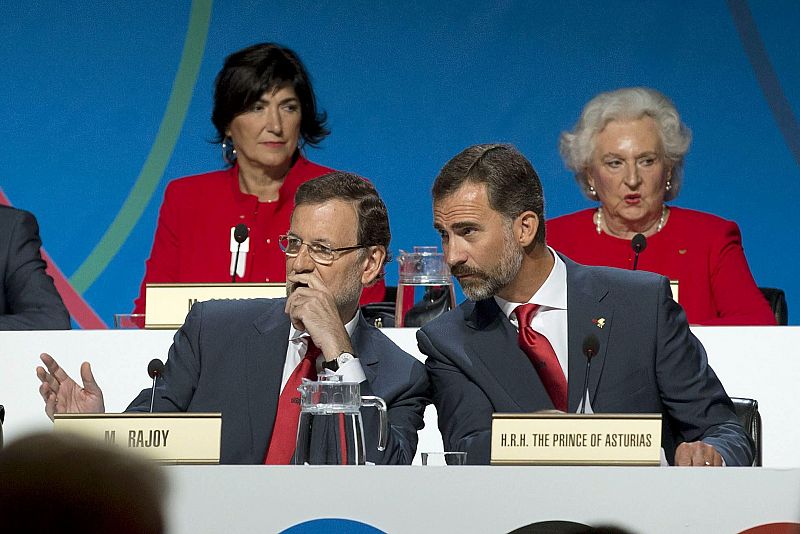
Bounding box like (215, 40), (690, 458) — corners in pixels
(595, 205), (668, 236)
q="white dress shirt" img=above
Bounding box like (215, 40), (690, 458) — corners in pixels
(496, 251), (671, 461)
(281, 311), (366, 392)
(493, 248), (596, 412)
(494, 247), (569, 378)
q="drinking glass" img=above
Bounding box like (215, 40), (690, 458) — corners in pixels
(421, 451), (467, 466)
(113, 313), (145, 329)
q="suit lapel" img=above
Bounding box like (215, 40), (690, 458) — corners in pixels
(246, 301), (291, 460)
(343, 316), (383, 448)
(563, 256), (614, 412)
(351, 314), (378, 390)
(467, 298), (554, 411)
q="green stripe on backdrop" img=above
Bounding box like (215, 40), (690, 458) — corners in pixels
(69, 0), (213, 293)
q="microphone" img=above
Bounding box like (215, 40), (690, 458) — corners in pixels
(232, 224), (249, 282)
(147, 359), (165, 413)
(580, 335), (600, 414)
(631, 233), (647, 271)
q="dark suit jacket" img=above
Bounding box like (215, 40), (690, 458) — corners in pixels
(417, 254), (754, 466)
(128, 298), (430, 464)
(0, 206), (70, 330)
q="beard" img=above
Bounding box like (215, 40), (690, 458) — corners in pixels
(333, 269), (364, 310)
(285, 266), (363, 313)
(451, 228), (523, 301)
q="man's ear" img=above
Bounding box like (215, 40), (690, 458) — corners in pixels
(360, 246), (387, 287)
(514, 211), (539, 248)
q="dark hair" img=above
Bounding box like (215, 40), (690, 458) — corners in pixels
(0, 432), (165, 533)
(211, 43), (329, 151)
(295, 172), (392, 275)
(432, 143), (546, 244)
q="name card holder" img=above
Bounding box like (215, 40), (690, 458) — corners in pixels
(145, 283), (285, 329)
(491, 413), (662, 466)
(53, 413), (222, 464)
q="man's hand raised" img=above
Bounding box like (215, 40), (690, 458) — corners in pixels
(36, 353), (105, 421)
(285, 271), (354, 360)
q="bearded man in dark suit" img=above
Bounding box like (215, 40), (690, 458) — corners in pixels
(417, 144), (752, 466)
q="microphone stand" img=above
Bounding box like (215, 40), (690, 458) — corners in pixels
(231, 224), (249, 282)
(631, 233), (647, 271)
(580, 357), (592, 414)
(580, 335), (599, 414)
(232, 243), (242, 283)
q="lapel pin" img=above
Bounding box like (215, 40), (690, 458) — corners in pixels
(592, 317), (606, 329)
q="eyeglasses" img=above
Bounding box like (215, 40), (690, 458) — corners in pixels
(279, 234), (365, 265)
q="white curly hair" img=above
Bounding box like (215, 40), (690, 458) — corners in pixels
(559, 87), (692, 201)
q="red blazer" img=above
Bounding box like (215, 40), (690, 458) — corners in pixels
(546, 207), (775, 326)
(134, 156), (385, 314)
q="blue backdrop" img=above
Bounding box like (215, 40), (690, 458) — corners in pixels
(1, 0), (798, 326)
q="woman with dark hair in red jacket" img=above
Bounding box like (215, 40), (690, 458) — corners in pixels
(134, 43), (384, 315)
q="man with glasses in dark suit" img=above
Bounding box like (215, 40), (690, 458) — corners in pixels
(37, 172), (429, 465)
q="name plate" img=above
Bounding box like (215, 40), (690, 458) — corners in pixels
(491, 413), (662, 466)
(53, 413), (222, 464)
(145, 283), (285, 329)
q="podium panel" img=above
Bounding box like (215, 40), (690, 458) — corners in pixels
(163, 466), (800, 533)
(1, 327), (799, 467)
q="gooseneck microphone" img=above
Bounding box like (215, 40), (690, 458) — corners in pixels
(580, 335), (600, 414)
(631, 233), (647, 271)
(232, 224), (249, 282)
(147, 359), (165, 413)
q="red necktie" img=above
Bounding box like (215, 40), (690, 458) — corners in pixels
(264, 340), (320, 464)
(514, 304), (567, 412)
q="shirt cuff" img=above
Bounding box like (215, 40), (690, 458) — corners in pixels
(318, 358), (366, 383)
